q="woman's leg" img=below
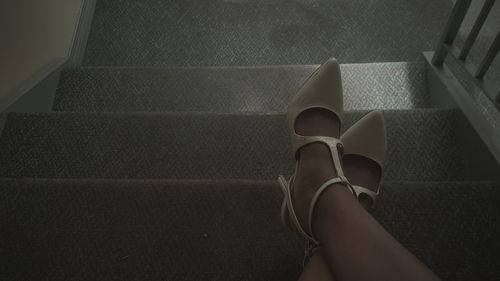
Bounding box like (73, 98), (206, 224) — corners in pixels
(298, 155), (386, 281)
(293, 109), (441, 281)
(312, 183), (440, 281)
(298, 250), (336, 281)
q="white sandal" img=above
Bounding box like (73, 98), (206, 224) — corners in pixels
(277, 59), (388, 263)
(277, 58), (356, 261)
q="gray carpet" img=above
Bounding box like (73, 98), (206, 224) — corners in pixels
(2, 0), (499, 279)
(1, 109), (498, 181)
(54, 62), (430, 112)
(82, 0), (452, 66)
(1, 179), (499, 281)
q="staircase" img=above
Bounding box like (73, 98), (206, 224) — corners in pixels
(2, 1), (500, 280)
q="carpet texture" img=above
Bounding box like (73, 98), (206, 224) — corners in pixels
(1, 109), (495, 181)
(1, 179), (499, 281)
(82, 0), (452, 66)
(54, 62), (430, 112)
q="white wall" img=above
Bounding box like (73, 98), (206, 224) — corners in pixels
(0, 0), (83, 109)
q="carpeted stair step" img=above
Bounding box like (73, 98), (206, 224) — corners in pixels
(1, 178), (499, 281)
(54, 62), (430, 112)
(0, 109), (497, 181)
(82, 0), (451, 66)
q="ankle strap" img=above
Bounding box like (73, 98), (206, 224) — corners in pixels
(351, 185), (379, 204)
(287, 136), (355, 244)
(307, 176), (354, 240)
(280, 175), (354, 246)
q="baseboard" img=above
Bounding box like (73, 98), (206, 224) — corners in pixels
(69, 0), (96, 66)
(0, 0), (96, 134)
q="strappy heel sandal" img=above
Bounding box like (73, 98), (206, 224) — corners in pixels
(341, 110), (387, 205)
(279, 110), (387, 220)
(277, 58), (356, 263)
(279, 110), (387, 264)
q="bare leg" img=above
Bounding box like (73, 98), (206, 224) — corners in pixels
(299, 155), (381, 281)
(298, 250), (336, 281)
(293, 108), (339, 281)
(312, 184), (440, 281)
(293, 108), (441, 281)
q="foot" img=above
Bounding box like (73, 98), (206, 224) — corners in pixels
(292, 107), (346, 233)
(292, 109), (383, 233)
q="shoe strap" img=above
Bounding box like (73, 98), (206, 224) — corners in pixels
(280, 174), (354, 246)
(292, 135), (347, 180)
(284, 136), (355, 244)
(307, 176), (354, 241)
(351, 185), (379, 204)
(279, 175), (317, 243)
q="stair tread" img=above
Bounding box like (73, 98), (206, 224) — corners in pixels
(54, 62), (430, 112)
(1, 178), (499, 281)
(1, 109), (498, 181)
(82, 0), (451, 65)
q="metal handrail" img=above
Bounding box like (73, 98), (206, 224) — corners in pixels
(475, 30), (500, 79)
(432, 0), (499, 101)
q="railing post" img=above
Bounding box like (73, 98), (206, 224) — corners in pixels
(458, 0), (495, 60)
(475, 30), (500, 79)
(432, 0), (472, 66)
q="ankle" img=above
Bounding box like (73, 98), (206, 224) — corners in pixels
(312, 184), (358, 227)
(295, 158), (337, 192)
